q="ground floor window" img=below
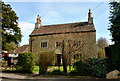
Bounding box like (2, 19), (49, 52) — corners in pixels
(74, 54), (82, 60)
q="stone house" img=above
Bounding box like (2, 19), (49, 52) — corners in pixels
(29, 9), (97, 64)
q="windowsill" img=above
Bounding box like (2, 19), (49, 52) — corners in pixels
(40, 47), (48, 48)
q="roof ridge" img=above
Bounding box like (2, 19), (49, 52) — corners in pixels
(41, 21), (88, 27)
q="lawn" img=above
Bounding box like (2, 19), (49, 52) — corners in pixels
(1, 65), (75, 74)
(33, 65), (55, 73)
(33, 65), (75, 73)
(33, 66), (39, 73)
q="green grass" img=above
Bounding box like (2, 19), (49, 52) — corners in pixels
(48, 66), (54, 69)
(2, 65), (75, 74)
(59, 66), (75, 72)
(33, 65), (55, 73)
(1, 67), (20, 73)
(33, 66), (39, 73)
(32, 65), (75, 73)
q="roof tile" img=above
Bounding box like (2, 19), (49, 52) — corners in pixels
(30, 22), (95, 36)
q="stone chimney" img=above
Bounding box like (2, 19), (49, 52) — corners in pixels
(88, 9), (93, 24)
(35, 15), (41, 29)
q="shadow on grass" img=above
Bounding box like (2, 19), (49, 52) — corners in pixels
(47, 70), (65, 75)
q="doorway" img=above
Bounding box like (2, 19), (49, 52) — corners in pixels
(56, 54), (62, 66)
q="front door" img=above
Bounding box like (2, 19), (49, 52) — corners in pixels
(56, 54), (61, 66)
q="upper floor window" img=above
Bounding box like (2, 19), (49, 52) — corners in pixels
(56, 42), (62, 47)
(41, 42), (48, 48)
(73, 40), (81, 47)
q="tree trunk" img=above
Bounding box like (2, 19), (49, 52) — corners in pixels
(39, 65), (48, 75)
(62, 40), (67, 73)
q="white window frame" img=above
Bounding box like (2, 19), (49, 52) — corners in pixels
(40, 41), (48, 48)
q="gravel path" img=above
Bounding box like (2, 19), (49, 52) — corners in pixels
(1, 72), (71, 79)
(1, 72), (31, 79)
(1, 66), (120, 80)
(0, 66), (60, 79)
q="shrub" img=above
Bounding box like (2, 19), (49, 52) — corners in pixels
(73, 60), (91, 76)
(47, 70), (64, 75)
(39, 50), (55, 74)
(73, 58), (109, 78)
(17, 52), (35, 73)
(87, 58), (108, 78)
(69, 70), (78, 75)
(105, 44), (120, 71)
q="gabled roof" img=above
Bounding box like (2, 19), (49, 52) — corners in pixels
(30, 22), (95, 37)
(14, 45), (29, 53)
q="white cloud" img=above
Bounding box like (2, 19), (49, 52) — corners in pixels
(18, 22), (34, 46)
(19, 22), (34, 34)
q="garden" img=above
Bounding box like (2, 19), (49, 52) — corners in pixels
(1, 51), (117, 78)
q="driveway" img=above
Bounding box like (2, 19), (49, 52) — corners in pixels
(1, 72), (120, 81)
(2, 78), (120, 81)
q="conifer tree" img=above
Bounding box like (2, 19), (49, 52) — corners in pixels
(109, 2), (120, 44)
(1, 1), (22, 51)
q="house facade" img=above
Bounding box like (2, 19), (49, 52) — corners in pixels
(29, 9), (97, 64)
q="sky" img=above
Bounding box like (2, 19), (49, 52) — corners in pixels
(4, 1), (113, 46)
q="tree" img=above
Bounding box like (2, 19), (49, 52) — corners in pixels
(61, 39), (85, 73)
(1, 1), (22, 51)
(97, 37), (108, 49)
(17, 52), (35, 73)
(4, 42), (17, 52)
(61, 40), (67, 73)
(109, 2), (120, 44)
(105, 44), (120, 71)
(105, 1), (120, 71)
(97, 37), (108, 58)
(39, 50), (55, 74)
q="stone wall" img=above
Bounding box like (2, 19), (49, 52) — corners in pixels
(29, 31), (97, 64)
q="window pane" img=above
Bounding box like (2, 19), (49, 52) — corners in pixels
(56, 42), (62, 47)
(41, 42), (47, 48)
(73, 40), (80, 46)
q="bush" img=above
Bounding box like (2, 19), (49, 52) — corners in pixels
(47, 70), (64, 75)
(73, 58), (109, 78)
(105, 44), (120, 71)
(73, 60), (91, 76)
(87, 58), (108, 78)
(39, 50), (55, 74)
(17, 52), (35, 73)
